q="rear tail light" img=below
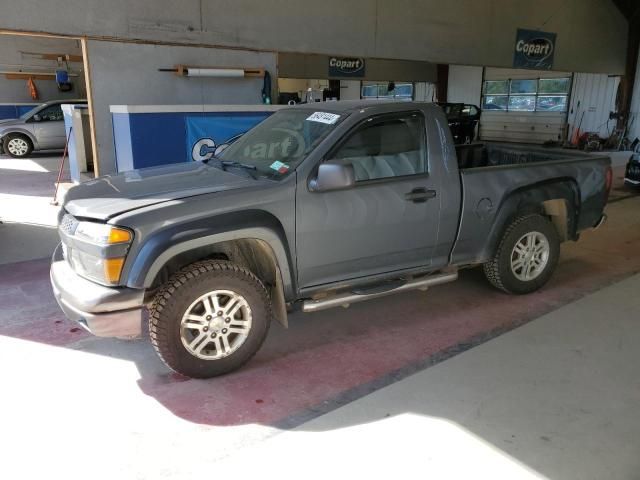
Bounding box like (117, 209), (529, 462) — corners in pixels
(604, 166), (613, 203)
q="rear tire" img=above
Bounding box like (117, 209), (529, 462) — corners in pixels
(483, 214), (560, 294)
(149, 260), (272, 378)
(3, 134), (33, 158)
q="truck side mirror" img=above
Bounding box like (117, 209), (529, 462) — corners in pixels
(310, 162), (356, 192)
(33, 114), (42, 122)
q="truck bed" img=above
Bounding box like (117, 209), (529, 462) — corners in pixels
(455, 142), (601, 169)
(451, 142), (611, 266)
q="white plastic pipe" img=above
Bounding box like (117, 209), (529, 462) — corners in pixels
(186, 68), (245, 78)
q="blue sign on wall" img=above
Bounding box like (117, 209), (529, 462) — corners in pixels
(186, 113), (271, 161)
(112, 109), (276, 173)
(513, 28), (556, 70)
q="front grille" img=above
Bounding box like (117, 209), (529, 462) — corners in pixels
(59, 213), (78, 236)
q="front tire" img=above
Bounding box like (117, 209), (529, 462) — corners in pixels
(483, 214), (560, 294)
(3, 134), (33, 158)
(149, 260), (272, 378)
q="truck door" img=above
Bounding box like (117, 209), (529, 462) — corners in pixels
(32, 104), (65, 149)
(295, 111), (442, 288)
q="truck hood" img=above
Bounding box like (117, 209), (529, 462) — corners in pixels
(64, 161), (261, 221)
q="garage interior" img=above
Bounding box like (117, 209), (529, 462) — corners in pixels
(1, 1), (640, 478)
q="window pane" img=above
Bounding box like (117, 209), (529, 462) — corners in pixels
(538, 78), (570, 94)
(39, 105), (64, 121)
(362, 82), (413, 99)
(361, 85), (378, 97)
(461, 105), (479, 116)
(536, 95), (568, 112)
(332, 115), (426, 181)
(394, 83), (413, 97)
(483, 96), (508, 110)
(508, 95), (536, 111)
(484, 80), (508, 95)
(510, 79), (537, 94)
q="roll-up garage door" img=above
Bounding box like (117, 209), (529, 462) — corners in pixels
(480, 68), (571, 144)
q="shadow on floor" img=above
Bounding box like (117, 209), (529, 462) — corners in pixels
(0, 152), (68, 196)
(0, 222), (59, 265)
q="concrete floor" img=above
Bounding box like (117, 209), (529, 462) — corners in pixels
(0, 152), (65, 264)
(217, 272), (640, 479)
(0, 152), (639, 479)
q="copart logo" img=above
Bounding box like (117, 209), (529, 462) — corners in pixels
(191, 134), (243, 161)
(328, 57), (365, 75)
(515, 37), (554, 61)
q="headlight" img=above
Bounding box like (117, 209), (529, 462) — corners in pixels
(75, 222), (132, 245)
(66, 221), (133, 285)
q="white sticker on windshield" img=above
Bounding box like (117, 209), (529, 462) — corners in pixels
(306, 112), (341, 125)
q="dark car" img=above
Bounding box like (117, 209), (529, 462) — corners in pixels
(625, 153), (640, 187)
(437, 102), (481, 144)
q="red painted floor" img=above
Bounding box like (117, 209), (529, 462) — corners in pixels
(1, 167), (639, 429)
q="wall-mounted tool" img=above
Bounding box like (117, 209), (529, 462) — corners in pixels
(159, 65), (265, 78)
(55, 69), (73, 92)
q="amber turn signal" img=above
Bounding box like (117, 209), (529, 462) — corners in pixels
(104, 257), (126, 283)
(108, 227), (132, 244)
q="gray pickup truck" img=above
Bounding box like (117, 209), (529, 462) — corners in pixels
(50, 101), (612, 378)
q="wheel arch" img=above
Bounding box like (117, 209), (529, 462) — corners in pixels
(2, 128), (37, 148)
(146, 236), (290, 327)
(125, 211), (295, 327)
(481, 178), (579, 261)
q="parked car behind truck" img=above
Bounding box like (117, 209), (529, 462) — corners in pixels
(437, 102), (481, 144)
(0, 99), (86, 158)
(50, 101), (612, 378)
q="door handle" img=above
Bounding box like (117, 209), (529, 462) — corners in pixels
(405, 187), (437, 203)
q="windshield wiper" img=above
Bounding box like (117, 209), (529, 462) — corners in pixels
(207, 158), (258, 179)
(219, 160), (257, 171)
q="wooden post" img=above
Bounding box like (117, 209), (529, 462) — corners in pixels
(81, 37), (100, 178)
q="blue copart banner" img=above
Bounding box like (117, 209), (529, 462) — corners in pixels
(185, 113), (272, 161)
(513, 28), (556, 70)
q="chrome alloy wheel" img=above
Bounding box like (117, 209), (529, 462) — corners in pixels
(510, 231), (550, 281)
(7, 138), (29, 156)
(180, 289), (252, 360)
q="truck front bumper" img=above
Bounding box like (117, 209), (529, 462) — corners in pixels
(50, 244), (145, 338)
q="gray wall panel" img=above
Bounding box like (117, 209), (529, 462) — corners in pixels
(86, 40), (277, 174)
(0, 35), (86, 103)
(0, 0), (628, 74)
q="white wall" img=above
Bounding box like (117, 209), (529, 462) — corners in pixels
(447, 65), (483, 106)
(340, 80), (362, 101)
(628, 49), (640, 143)
(568, 73), (620, 139)
(414, 82), (437, 102)
(86, 40), (277, 174)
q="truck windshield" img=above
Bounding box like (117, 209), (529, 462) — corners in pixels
(220, 109), (346, 179)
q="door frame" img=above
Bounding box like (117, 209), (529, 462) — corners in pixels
(0, 29), (99, 176)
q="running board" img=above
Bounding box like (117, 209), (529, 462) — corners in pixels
(302, 271), (458, 313)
